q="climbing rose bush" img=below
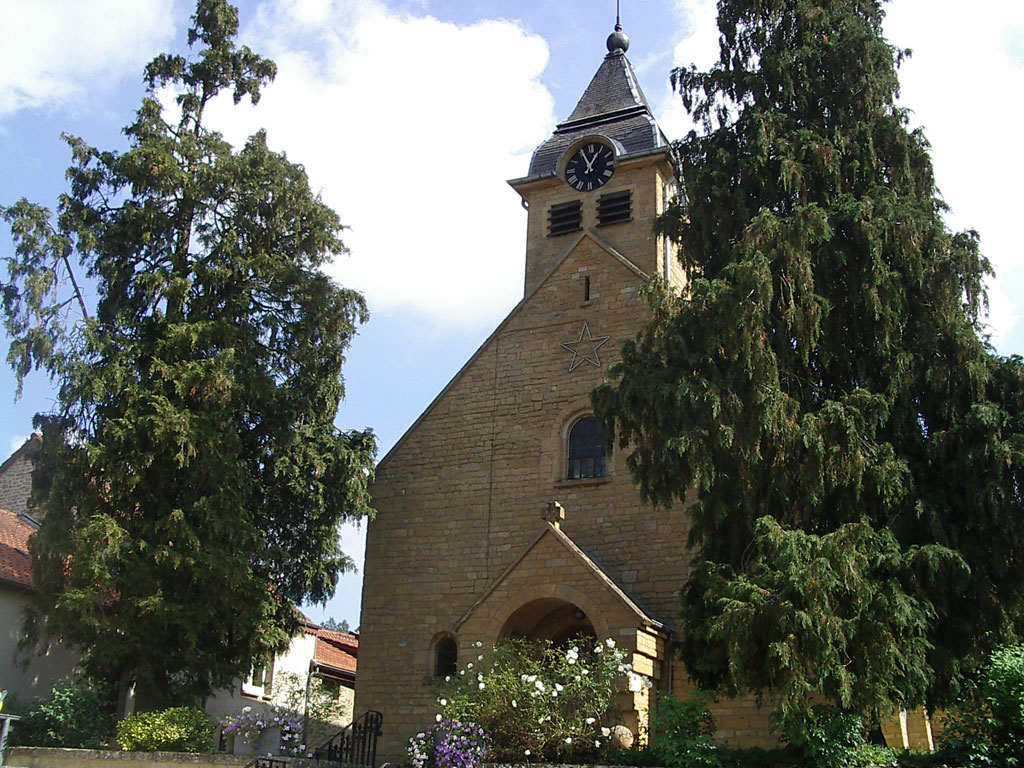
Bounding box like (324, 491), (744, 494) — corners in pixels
(429, 637), (637, 761)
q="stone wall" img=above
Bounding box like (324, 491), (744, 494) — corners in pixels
(4, 748), (319, 768)
(0, 435), (39, 518)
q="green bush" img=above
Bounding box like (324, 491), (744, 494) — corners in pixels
(9, 681), (116, 749)
(782, 705), (864, 768)
(431, 637), (633, 762)
(941, 643), (1024, 766)
(646, 692), (720, 768)
(116, 706), (213, 752)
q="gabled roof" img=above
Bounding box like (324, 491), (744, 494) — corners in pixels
(375, 230), (647, 472)
(526, 49), (667, 179)
(310, 626), (358, 680)
(454, 521), (664, 632)
(0, 507), (36, 592)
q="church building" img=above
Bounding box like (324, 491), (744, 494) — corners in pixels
(355, 22), (923, 760)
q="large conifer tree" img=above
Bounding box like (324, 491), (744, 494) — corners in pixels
(1, 0), (376, 707)
(593, 0), (1024, 730)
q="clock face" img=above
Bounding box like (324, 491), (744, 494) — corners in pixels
(564, 142), (615, 192)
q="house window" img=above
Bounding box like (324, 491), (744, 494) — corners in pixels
(242, 656), (273, 697)
(567, 416), (607, 480)
(434, 636), (458, 678)
(549, 201), (582, 236)
(597, 190), (631, 226)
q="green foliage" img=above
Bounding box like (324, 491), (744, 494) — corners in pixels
(781, 706), (863, 768)
(646, 692), (720, 768)
(116, 706), (213, 752)
(593, 0), (1024, 728)
(941, 644), (1024, 766)
(431, 638), (631, 762)
(319, 617), (351, 633)
(9, 681), (116, 749)
(1, 0), (375, 707)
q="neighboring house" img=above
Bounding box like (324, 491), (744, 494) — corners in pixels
(0, 507), (78, 704)
(205, 618), (357, 746)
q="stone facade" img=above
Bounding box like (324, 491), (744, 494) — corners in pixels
(0, 435), (40, 520)
(354, 37), (781, 760)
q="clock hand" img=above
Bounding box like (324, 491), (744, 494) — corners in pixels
(583, 150), (597, 173)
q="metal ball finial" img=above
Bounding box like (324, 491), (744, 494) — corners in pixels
(607, 24), (629, 54)
(607, 0), (629, 53)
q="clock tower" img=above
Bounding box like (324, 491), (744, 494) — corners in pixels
(509, 23), (682, 297)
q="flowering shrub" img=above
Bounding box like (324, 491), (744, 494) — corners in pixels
(117, 706), (213, 752)
(219, 706), (303, 754)
(408, 719), (490, 768)
(431, 637), (637, 761)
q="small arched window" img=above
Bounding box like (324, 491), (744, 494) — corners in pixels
(434, 636), (458, 678)
(567, 416), (606, 480)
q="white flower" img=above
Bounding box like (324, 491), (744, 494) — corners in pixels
(585, 717), (596, 725)
(521, 674), (529, 682)
(467, 662), (473, 669)
(475, 641), (483, 648)
(477, 673), (483, 681)
(595, 645), (603, 654)
(524, 750), (531, 756)
(538, 717), (546, 725)
(551, 690), (558, 697)
(478, 682), (486, 690)
(565, 737), (572, 745)
(438, 698), (447, 706)
(478, 654), (484, 661)
(527, 674), (537, 683)
(567, 657), (576, 664)
(555, 683), (564, 691)
(581, 668), (589, 675)
(530, 691), (539, 698)
(595, 740), (602, 748)
(575, 675), (581, 681)
(444, 675), (451, 682)
(534, 680), (545, 690)
(459, 670), (465, 675)
(601, 727), (611, 737)
(511, 700), (517, 708)
(242, 706), (252, 713)
(605, 638), (616, 648)
(436, 714), (442, 722)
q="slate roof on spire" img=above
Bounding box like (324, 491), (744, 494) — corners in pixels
(526, 44), (668, 179)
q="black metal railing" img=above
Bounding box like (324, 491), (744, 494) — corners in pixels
(314, 709), (383, 767)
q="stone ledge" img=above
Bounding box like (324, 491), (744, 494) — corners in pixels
(4, 747), (320, 768)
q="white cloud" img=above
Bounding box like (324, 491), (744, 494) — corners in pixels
(199, 0), (556, 328)
(884, 0), (1024, 347)
(0, 0), (176, 117)
(7, 434), (30, 458)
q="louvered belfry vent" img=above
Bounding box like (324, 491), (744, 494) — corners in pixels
(548, 200), (583, 236)
(597, 189), (632, 226)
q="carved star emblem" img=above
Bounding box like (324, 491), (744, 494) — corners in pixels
(561, 321), (610, 372)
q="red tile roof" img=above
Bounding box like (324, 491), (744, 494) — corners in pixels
(0, 507), (35, 591)
(311, 627), (358, 678)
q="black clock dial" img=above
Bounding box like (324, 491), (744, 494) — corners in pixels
(564, 142), (615, 192)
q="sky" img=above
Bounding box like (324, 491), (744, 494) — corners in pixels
(1, 0), (1023, 629)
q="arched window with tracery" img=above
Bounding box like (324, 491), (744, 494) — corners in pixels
(434, 636), (458, 678)
(567, 416), (606, 479)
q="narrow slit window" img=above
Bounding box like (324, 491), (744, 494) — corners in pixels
(549, 201), (582, 236)
(584, 276), (591, 302)
(435, 637), (457, 678)
(597, 190), (631, 226)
